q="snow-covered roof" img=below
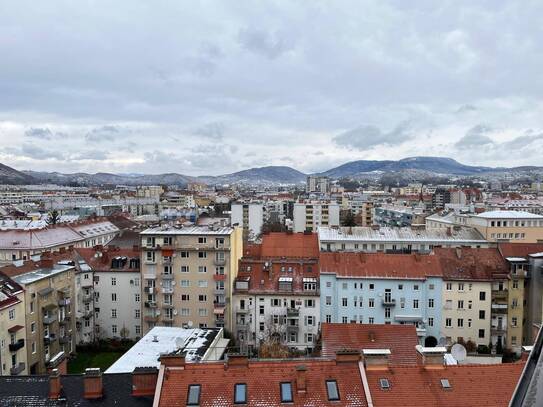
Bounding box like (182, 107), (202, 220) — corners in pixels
(105, 326), (224, 374)
(141, 225), (234, 235)
(11, 264), (75, 285)
(475, 210), (543, 219)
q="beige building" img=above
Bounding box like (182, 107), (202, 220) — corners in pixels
(1, 255), (76, 374)
(469, 211), (543, 243)
(0, 277), (27, 376)
(140, 225), (243, 335)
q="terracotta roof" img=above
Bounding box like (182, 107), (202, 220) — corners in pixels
(320, 252), (442, 279)
(434, 247), (507, 281)
(320, 324), (420, 366)
(0, 250), (75, 278)
(75, 246), (140, 272)
(498, 243), (543, 259)
(157, 357), (368, 406)
(260, 232), (319, 258)
(366, 362), (525, 407)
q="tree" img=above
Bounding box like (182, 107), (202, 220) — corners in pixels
(120, 326), (130, 340)
(47, 209), (60, 225)
(341, 211), (357, 227)
(261, 219), (287, 234)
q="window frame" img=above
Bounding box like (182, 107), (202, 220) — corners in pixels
(234, 383), (247, 404)
(280, 382), (293, 403)
(187, 384), (201, 406)
(326, 380), (340, 401)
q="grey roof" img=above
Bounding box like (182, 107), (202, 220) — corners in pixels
(318, 226), (486, 243)
(140, 225), (234, 235)
(0, 374), (153, 406)
(475, 210), (543, 219)
(11, 264), (74, 285)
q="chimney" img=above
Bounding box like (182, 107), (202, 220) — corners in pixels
(226, 354), (249, 368)
(368, 331), (376, 342)
(40, 253), (54, 269)
(48, 369), (62, 400)
(159, 354), (186, 368)
(416, 345), (446, 369)
(132, 367), (159, 397)
(295, 365), (307, 394)
(521, 346), (533, 362)
(83, 368), (103, 399)
(335, 349), (361, 364)
(362, 349), (391, 370)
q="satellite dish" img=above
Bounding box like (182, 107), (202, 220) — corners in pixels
(451, 344), (467, 362)
(188, 320), (193, 328)
(438, 337), (447, 346)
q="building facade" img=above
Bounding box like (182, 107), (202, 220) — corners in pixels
(0, 277), (27, 376)
(293, 202), (340, 233)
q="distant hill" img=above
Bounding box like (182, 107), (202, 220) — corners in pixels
(206, 166), (306, 184)
(319, 156), (495, 178)
(0, 163), (35, 184)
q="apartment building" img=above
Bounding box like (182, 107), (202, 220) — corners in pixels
(469, 210), (543, 243)
(76, 246), (143, 340)
(373, 204), (425, 227)
(140, 225), (243, 335)
(318, 226), (489, 254)
(293, 201), (340, 233)
(233, 232), (320, 353)
(73, 256), (95, 344)
(306, 175), (329, 194)
(0, 254), (76, 374)
(0, 276), (27, 376)
(319, 252), (443, 346)
(231, 202), (264, 239)
(435, 248), (498, 348)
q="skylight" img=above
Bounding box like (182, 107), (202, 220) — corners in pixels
(234, 383), (247, 404)
(441, 379), (451, 389)
(280, 382), (293, 403)
(187, 384), (201, 405)
(326, 380), (340, 401)
(379, 378), (390, 390)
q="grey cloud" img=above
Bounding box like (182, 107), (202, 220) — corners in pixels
(456, 104), (477, 114)
(454, 125), (495, 149)
(19, 143), (66, 160)
(333, 121), (413, 150)
(73, 150), (109, 160)
(24, 127), (55, 140)
(192, 122), (225, 141)
(502, 133), (543, 149)
(85, 125), (121, 142)
(238, 27), (293, 59)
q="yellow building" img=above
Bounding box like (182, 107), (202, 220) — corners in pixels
(470, 211), (543, 243)
(0, 277), (27, 376)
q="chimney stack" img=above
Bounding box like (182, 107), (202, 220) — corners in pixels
(295, 365), (307, 394)
(226, 354), (249, 368)
(159, 354), (186, 368)
(48, 369), (62, 400)
(362, 349), (391, 370)
(335, 349), (361, 364)
(83, 368), (103, 399)
(416, 345), (446, 369)
(132, 367), (159, 396)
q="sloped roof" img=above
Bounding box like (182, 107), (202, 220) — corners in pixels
(434, 247), (507, 281)
(260, 232), (319, 258)
(498, 243), (543, 260)
(321, 324), (420, 366)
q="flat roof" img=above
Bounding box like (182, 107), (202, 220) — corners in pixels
(140, 225), (234, 235)
(11, 264), (74, 285)
(475, 210), (543, 219)
(105, 326), (223, 374)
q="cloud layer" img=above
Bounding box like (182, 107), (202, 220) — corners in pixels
(1, 1), (543, 175)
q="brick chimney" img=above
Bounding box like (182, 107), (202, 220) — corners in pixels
(132, 367), (159, 396)
(226, 354), (249, 368)
(416, 345), (446, 369)
(159, 354), (186, 368)
(362, 349), (391, 370)
(48, 369), (62, 400)
(83, 368), (103, 399)
(295, 365), (307, 394)
(335, 349), (361, 364)
(40, 252), (54, 269)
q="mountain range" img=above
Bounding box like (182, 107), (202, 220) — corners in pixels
(0, 157), (541, 186)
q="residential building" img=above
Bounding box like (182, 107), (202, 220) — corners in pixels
(0, 276), (27, 376)
(373, 204), (425, 227)
(318, 226), (488, 254)
(306, 175), (329, 193)
(140, 225), (243, 334)
(233, 232), (320, 353)
(75, 246), (143, 341)
(469, 211), (543, 243)
(432, 188), (451, 209)
(293, 201), (340, 232)
(319, 252), (443, 346)
(231, 202), (264, 239)
(435, 248), (500, 348)
(0, 254), (76, 374)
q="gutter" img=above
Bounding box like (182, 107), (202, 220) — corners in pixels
(358, 360), (374, 407)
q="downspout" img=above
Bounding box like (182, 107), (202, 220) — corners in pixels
(358, 360), (374, 407)
(152, 364), (166, 407)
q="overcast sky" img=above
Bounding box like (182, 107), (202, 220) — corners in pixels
(1, 1), (543, 175)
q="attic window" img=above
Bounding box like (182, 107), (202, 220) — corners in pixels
(379, 378), (390, 390)
(440, 379), (451, 389)
(326, 380), (340, 401)
(280, 382), (293, 403)
(187, 384), (201, 405)
(234, 383), (247, 404)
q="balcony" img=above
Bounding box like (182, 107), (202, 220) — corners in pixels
(59, 335), (71, 344)
(43, 315), (58, 325)
(10, 362), (25, 375)
(214, 288), (225, 295)
(214, 258), (226, 266)
(162, 303), (175, 309)
(9, 339), (25, 352)
(287, 323), (299, 332)
(58, 298), (71, 307)
(215, 318), (225, 326)
(382, 298), (397, 306)
(161, 273), (174, 280)
(44, 334), (57, 345)
(237, 321), (250, 329)
(144, 315), (159, 322)
(236, 308), (249, 314)
(416, 328), (427, 337)
(162, 257), (173, 265)
(162, 314), (174, 322)
(144, 287), (155, 295)
(491, 304), (508, 314)
(213, 274), (226, 282)
(214, 301), (226, 308)
(287, 308), (300, 318)
(161, 287), (174, 294)
(81, 280), (93, 288)
(59, 317), (69, 325)
(491, 325), (506, 335)
(492, 290), (508, 301)
(82, 293), (93, 303)
(144, 301), (157, 308)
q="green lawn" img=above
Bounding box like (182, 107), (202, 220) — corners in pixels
(68, 350), (124, 374)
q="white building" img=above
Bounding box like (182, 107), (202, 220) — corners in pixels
(293, 202), (340, 233)
(306, 176), (329, 194)
(231, 202), (264, 238)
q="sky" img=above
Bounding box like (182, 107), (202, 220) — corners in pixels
(1, 0), (543, 176)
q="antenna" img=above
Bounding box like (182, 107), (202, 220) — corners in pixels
(451, 343), (467, 363)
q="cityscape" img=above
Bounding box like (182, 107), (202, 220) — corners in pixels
(1, 1), (543, 406)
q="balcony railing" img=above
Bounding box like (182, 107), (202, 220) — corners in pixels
(58, 298), (71, 307)
(43, 315), (58, 325)
(287, 324), (299, 332)
(492, 290), (508, 301)
(10, 362), (25, 375)
(161, 287), (174, 294)
(144, 315), (159, 322)
(491, 325), (506, 335)
(82, 294), (93, 303)
(161, 273), (174, 280)
(287, 308), (300, 318)
(214, 288), (226, 295)
(213, 274), (226, 281)
(9, 339), (25, 352)
(382, 298), (397, 306)
(214, 258), (226, 266)
(214, 301), (226, 308)
(144, 287), (155, 294)
(44, 334), (57, 345)
(144, 301), (157, 308)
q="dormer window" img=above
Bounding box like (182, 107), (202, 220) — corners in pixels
(234, 383), (247, 404)
(326, 380), (340, 401)
(187, 384), (201, 405)
(280, 382), (293, 403)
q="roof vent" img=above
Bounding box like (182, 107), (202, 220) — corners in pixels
(379, 378), (390, 390)
(152, 335), (158, 342)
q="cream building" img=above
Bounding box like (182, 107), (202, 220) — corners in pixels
(293, 201), (340, 233)
(0, 277), (27, 376)
(140, 224), (243, 335)
(469, 211), (543, 243)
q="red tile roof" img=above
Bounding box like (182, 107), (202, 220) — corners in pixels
(75, 246), (140, 272)
(320, 323), (420, 366)
(157, 356), (368, 406)
(366, 362), (525, 407)
(260, 232), (319, 258)
(0, 249), (75, 278)
(498, 243), (543, 259)
(320, 252), (442, 279)
(433, 247), (508, 281)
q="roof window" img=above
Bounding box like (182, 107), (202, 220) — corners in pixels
(440, 379), (451, 389)
(280, 382), (293, 403)
(379, 378), (390, 390)
(187, 384), (201, 405)
(234, 383), (247, 404)
(326, 380), (340, 401)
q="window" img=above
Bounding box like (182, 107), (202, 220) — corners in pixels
(413, 299), (419, 309)
(8, 309), (15, 320)
(181, 280), (190, 287)
(428, 299), (434, 308)
(135, 293), (140, 302)
(181, 251), (189, 258)
(234, 383), (247, 404)
(479, 310), (485, 320)
(111, 293), (117, 302)
(135, 309), (140, 318)
(181, 266), (190, 273)
(111, 277), (117, 286)
(325, 296), (332, 306)
(479, 291), (486, 301)
(369, 284), (375, 290)
(458, 283), (464, 291)
(379, 378), (390, 390)
(112, 325), (117, 334)
(342, 298), (348, 307)
(305, 299), (315, 308)
(468, 318), (472, 327)
(458, 300), (464, 310)
(428, 317), (434, 327)
(198, 266), (207, 273)
(369, 298), (375, 308)
(111, 309), (117, 318)
(342, 282), (348, 290)
(181, 294), (190, 301)
(512, 317), (518, 327)
(32, 341), (36, 354)
(135, 325), (141, 335)
(446, 318), (452, 327)
(198, 251), (207, 258)
(385, 307), (391, 318)
(182, 308), (190, 316)
(441, 379), (451, 389)
(513, 280), (519, 289)
(446, 283), (452, 291)
(280, 382), (293, 403)
(187, 384), (201, 406)
(342, 316), (348, 323)
(326, 281), (332, 288)
(198, 294), (207, 302)
(457, 318), (463, 328)
(478, 329), (485, 338)
(413, 285), (419, 291)
(326, 314), (332, 323)
(326, 380), (340, 401)
(398, 284), (403, 290)
(369, 317), (374, 324)
(198, 237), (207, 244)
